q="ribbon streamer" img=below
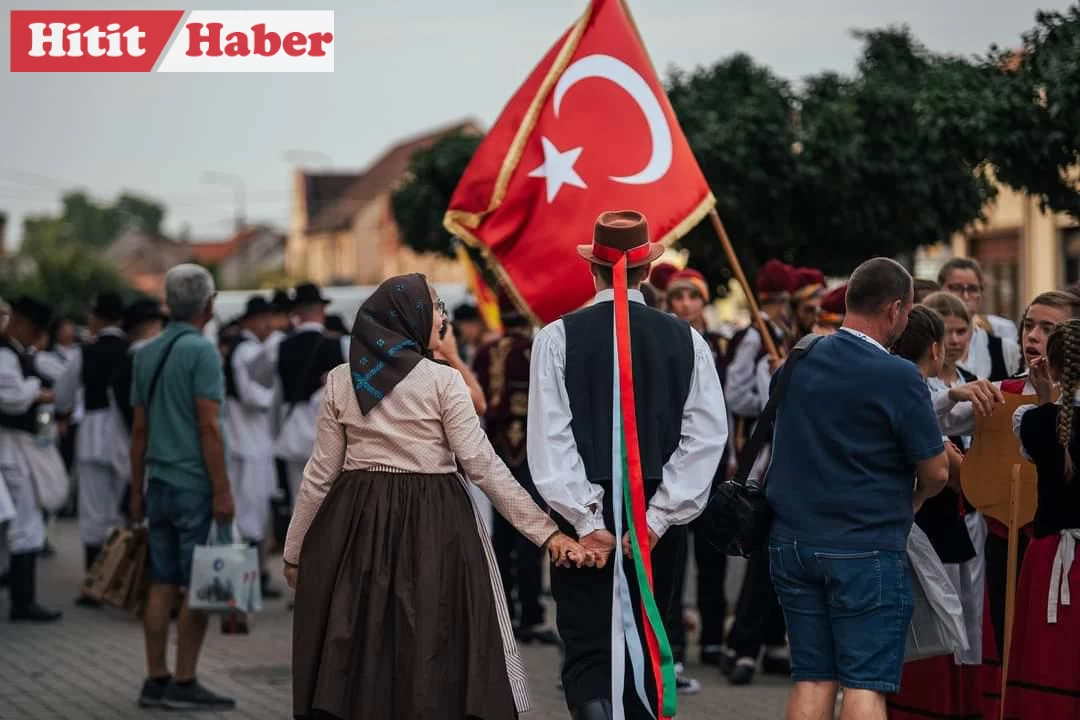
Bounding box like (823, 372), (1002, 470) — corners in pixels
(612, 255), (677, 718)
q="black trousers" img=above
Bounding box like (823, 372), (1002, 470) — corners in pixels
(651, 526), (688, 663)
(552, 529), (683, 717)
(492, 510), (544, 628)
(690, 520), (728, 650)
(727, 546), (786, 660)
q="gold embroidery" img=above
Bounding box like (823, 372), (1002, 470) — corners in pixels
(509, 391), (528, 417)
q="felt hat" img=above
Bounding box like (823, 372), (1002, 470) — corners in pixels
(121, 298), (168, 332)
(757, 260), (794, 299)
(293, 283), (330, 306)
(666, 268), (711, 302)
(12, 296), (53, 331)
(818, 284), (847, 325)
(790, 267), (827, 304)
(576, 210), (664, 268)
(648, 262), (681, 291)
(242, 295), (273, 320)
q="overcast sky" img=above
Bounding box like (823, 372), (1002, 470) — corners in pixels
(0, 0), (1067, 248)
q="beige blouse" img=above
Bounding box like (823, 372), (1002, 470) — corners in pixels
(283, 359), (558, 565)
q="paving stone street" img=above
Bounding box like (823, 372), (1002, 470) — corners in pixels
(0, 520), (790, 719)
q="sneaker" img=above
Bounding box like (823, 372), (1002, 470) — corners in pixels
(137, 675), (171, 708)
(674, 663), (701, 695)
(728, 658), (757, 686)
(162, 679), (236, 711)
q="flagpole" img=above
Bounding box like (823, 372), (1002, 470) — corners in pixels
(707, 209), (782, 361)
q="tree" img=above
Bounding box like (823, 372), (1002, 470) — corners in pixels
(21, 190), (166, 258)
(391, 132), (483, 259)
(0, 242), (126, 322)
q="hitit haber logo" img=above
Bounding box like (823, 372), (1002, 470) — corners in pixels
(10, 10), (335, 72)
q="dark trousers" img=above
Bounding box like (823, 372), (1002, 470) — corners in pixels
(728, 546), (786, 660)
(985, 529), (1029, 657)
(492, 511), (544, 628)
(691, 520), (728, 650)
(552, 530), (683, 717)
(651, 525), (688, 663)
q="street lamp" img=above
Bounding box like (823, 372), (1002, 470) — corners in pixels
(200, 171), (246, 231)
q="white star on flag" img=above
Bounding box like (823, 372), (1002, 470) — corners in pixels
(528, 136), (587, 203)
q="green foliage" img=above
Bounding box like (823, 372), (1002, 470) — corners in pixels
(391, 132), (483, 259)
(0, 243), (127, 322)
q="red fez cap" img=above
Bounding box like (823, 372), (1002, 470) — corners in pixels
(819, 284), (847, 322)
(667, 268), (710, 302)
(648, 262), (680, 291)
(757, 260), (794, 298)
(790, 267), (826, 303)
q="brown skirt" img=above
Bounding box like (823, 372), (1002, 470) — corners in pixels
(292, 470), (518, 720)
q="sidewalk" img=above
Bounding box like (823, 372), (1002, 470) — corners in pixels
(0, 519), (789, 719)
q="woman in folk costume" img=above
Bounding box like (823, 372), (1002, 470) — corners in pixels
(282, 273), (588, 720)
(886, 305), (978, 720)
(528, 211), (728, 720)
(1005, 319), (1080, 719)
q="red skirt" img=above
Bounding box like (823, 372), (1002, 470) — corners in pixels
(1003, 535), (1080, 720)
(888, 656), (983, 719)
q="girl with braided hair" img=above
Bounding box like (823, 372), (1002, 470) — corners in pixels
(1004, 319), (1080, 719)
(887, 306), (981, 720)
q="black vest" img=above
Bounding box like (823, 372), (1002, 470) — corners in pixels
(562, 301), (694, 532)
(224, 337), (251, 400)
(987, 335), (1008, 382)
(277, 330), (344, 405)
(110, 353), (136, 432)
(0, 336), (48, 434)
(82, 332), (130, 411)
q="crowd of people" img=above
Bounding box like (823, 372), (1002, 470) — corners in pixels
(0, 207), (1077, 720)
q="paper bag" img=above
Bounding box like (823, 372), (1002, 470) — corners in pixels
(81, 527), (139, 603)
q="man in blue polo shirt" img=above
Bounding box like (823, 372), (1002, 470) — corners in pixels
(766, 257), (950, 720)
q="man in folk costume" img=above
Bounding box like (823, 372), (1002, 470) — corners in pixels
(662, 267), (730, 676)
(272, 283), (344, 511)
(472, 293), (557, 645)
(528, 211), (728, 720)
(724, 260), (793, 458)
(224, 296), (281, 604)
(54, 291), (129, 607)
(789, 267), (826, 341)
(0, 297), (62, 622)
(106, 299), (168, 499)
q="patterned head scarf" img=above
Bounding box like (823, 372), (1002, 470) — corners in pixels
(349, 273), (439, 415)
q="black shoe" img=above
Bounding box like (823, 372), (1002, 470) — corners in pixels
(762, 654), (791, 676)
(162, 679), (236, 711)
(74, 594), (102, 609)
(137, 675), (172, 708)
(10, 602), (63, 623)
(515, 625), (560, 645)
(728, 660), (756, 686)
(572, 699), (613, 720)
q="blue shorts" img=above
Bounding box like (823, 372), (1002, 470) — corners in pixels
(768, 537), (913, 693)
(146, 482), (213, 587)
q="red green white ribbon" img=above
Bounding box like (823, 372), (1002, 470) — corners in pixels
(611, 254), (677, 718)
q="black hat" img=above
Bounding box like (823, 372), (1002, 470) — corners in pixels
(325, 314), (348, 335)
(91, 291), (125, 322)
(271, 288), (293, 313)
(12, 296), (53, 330)
(242, 295), (273, 320)
(293, 282), (330, 307)
(122, 298), (168, 332)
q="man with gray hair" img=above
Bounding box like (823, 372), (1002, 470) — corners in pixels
(764, 257), (950, 720)
(128, 264), (236, 711)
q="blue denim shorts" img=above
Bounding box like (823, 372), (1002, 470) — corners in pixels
(768, 537), (913, 693)
(146, 482), (213, 587)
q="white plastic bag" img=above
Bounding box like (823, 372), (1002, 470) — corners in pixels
(188, 522), (262, 614)
(905, 524), (970, 662)
(13, 432), (69, 512)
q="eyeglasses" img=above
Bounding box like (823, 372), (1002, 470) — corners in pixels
(435, 299), (447, 317)
(946, 283), (982, 297)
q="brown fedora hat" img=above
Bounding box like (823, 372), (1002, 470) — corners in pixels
(577, 210), (665, 269)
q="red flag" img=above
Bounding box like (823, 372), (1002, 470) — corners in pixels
(444, 0), (714, 324)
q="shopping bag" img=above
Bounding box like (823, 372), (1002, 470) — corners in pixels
(15, 433), (70, 513)
(188, 522), (260, 614)
(103, 527), (149, 615)
(905, 524), (970, 662)
(81, 527), (139, 603)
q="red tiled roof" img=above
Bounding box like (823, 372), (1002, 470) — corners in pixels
(305, 118), (482, 235)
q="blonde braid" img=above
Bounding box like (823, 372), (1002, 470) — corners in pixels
(1050, 321), (1080, 482)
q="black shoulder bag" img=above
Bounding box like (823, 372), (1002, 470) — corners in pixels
(697, 333), (823, 557)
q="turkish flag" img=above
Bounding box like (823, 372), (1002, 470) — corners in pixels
(444, 0), (714, 324)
